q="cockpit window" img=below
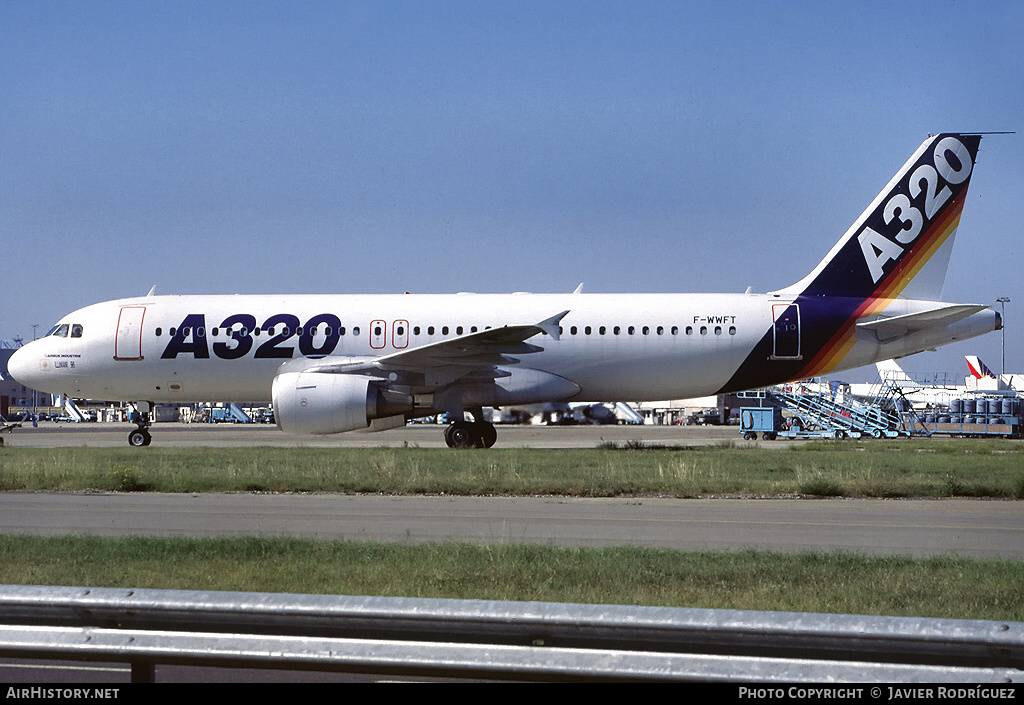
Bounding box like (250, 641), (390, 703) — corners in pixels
(49, 324), (70, 338)
(71, 324), (84, 338)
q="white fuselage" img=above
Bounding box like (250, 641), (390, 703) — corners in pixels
(8, 292), (999, 408)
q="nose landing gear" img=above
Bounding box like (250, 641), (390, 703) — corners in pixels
(128, 426), (151, 447)
(127, 402), (153, 447)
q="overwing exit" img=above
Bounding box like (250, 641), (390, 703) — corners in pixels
(8, 133), (1002, 447)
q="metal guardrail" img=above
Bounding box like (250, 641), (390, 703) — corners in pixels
(1, 585), (1022, 682)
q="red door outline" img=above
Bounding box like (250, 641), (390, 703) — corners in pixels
(393, 320), (409, 349)
(114, 306), (146, 360)
(771, 304), (801, 360)
(369, 320), (386, 349)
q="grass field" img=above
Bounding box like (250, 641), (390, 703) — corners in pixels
(2, 440), (1022, 620)
(2, 440), (1023, 498)
(2, 535), (1023, 621)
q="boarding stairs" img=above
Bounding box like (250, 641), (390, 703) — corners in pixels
(760, 380), (905, 438)
(865, 378), (931, 436)
(227, 403), (253, 423)
(62, 396), (87, 422)
(614, 402), (645, 425)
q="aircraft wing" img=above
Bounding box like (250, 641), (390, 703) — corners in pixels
(299, 311), (569, 379)
(856, 304), (988, 343)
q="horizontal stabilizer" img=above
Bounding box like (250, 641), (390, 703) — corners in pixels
(857, 304), (988, 342)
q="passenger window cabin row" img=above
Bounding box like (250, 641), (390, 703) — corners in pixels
(153, 326), (362, 338)
(147, 323), (739, 339)
(561, 325), (737, 337)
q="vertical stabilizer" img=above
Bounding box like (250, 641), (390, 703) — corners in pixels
(719, 134), (991, 395)
(876, 359), (914, 384)
(778, 133), (981, 301)
(965, 355), (996, 379)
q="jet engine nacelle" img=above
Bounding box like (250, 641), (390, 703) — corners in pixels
(272, 372), (413, 435)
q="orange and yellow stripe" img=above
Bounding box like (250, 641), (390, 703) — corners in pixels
(796, 188), (968, 378)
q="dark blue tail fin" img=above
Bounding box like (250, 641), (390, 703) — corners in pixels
(777, 133), (981, 302)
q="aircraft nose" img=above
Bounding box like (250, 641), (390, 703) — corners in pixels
(6, 344), (41, 389)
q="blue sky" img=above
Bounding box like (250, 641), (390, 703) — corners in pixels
(2, 1), (1022, 381)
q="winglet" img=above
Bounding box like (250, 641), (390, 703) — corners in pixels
(572, 283), (584, 294)
(536, 310), (570, 341)
(146, 285), (157, 296)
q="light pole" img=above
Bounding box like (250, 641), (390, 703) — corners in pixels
(995, 297), (1009, 380)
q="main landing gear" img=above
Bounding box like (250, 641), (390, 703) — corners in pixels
(444, 409), (497, 448)
(127, 403), (153, 447)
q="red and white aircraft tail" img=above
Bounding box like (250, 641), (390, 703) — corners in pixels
(965, 355), (996, 380)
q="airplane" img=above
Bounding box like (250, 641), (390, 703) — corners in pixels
(877, 359), (924, 387)
(842, 354), (1023, 410)
(7, 132), (1002, 448)
(842, 358), (969, 408)
(965, 355), (1023, 392)
(965, 355), (997, 382)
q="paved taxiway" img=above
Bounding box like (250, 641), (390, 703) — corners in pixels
(2, 423), (1022, 558)
(1, 491), (1021, 558)
(4, 420), (746, 448)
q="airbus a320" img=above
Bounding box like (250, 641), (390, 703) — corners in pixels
(8, 133), (1001, 447)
